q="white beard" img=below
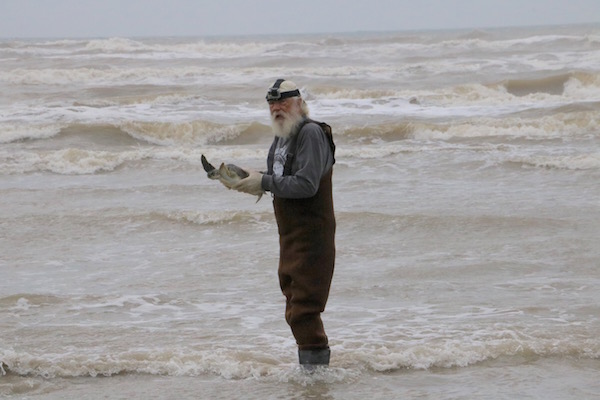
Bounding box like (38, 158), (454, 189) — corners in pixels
(271, 109), (304, 139)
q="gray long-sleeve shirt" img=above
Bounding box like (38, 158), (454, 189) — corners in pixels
(261, 121), (334, 199)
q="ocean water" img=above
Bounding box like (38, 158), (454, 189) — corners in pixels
(1, 24), (599, 399)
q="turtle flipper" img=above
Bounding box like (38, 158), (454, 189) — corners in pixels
(201, 154), (221, 179)
(201, 154), (216, 173)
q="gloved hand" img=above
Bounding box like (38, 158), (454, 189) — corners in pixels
(233, 170), (264, 196)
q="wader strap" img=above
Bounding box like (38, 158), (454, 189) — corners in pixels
(283, 119), (335, 176)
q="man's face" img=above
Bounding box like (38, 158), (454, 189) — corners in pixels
(269, 97), (298, 119)
(269, 97), (303, 138)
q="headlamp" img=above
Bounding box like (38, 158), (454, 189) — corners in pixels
(266, 79), (300, 102)
(267, 87), (282, 101)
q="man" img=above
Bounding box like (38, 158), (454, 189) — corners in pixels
(233, 79), (336, 369)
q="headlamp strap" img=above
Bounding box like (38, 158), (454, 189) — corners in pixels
(266, 79), (300, 101)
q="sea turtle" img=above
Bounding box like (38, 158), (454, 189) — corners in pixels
(201, 154), (263, 202)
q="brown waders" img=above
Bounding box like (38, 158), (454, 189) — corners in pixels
(273, 169), (335, 367)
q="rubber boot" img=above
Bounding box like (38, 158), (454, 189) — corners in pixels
(298, 347), (330, 371)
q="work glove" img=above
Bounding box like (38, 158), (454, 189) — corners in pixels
(233, 170), (264, 197)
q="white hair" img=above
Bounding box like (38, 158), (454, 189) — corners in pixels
(300, 99), (310, 117)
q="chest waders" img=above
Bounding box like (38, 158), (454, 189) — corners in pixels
(272, 120), (336, 367)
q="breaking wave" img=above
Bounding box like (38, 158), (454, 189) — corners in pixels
(1, 109), (597, 175)
(1, 330), (598, 379)
(337, 110), (599, 142)
(0, 121), (271, 146)
(0, 146), (268, 175)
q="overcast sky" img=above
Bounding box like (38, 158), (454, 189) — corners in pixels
(1, 0), (599, 39)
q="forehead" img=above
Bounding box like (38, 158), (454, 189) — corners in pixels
(268, 97), (299, 106)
